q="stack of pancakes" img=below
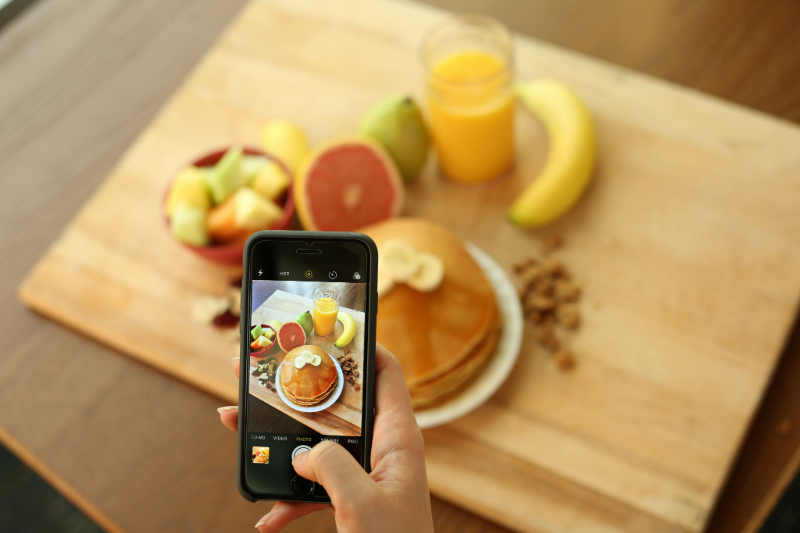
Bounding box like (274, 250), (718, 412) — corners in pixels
(361, 218), (501, 409)
(280, 345), (338, 407)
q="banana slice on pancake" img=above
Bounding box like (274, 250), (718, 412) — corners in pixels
(377, 261), (396, 297)
(407, 252), (444, 292)
(381, 239), (419, 281)
(379, 239), (444, 295)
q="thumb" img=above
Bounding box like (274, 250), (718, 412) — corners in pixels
(292, 440), (373, 499)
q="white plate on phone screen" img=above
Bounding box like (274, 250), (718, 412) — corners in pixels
(414, 244), (524, 430)
(275, 353), (345, 413)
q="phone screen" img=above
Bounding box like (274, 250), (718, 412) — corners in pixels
(243, 238), (371, 498)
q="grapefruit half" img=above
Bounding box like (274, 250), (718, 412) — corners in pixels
(277, 321), (307, 353)
(295, 136), (403, 231)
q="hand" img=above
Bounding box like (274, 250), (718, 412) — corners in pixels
(218, 344), (433, 533)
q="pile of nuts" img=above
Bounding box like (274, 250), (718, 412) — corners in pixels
(514, 235), (581, 371)
(337, 350), (361, 391)
(252, 358), (279, 392)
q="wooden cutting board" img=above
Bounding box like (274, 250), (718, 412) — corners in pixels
(249, 290), (364, 436)
(17, 0), (800, 531)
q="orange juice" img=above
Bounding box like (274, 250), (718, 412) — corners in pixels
(427, 50), (514, 184)
(313, 298), (338, 337)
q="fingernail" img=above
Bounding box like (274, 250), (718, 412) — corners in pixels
(292, 450), (308, 469)
(231, 357), (240, 365)
(217, 406), (237, 414)
(255, 514), (270, 528)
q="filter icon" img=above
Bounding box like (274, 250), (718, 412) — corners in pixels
(353, 272), (361, 280)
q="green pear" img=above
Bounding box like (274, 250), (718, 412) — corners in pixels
(360, 94), (429, 181)
(296, 310), (313, 336)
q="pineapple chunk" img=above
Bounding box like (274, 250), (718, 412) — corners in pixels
(233, 187), (283, 229)
(250, 161), (290, 201)
(257, 335), (272, 348)
(165, 167), (211, 217)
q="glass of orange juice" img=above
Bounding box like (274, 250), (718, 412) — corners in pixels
(313, 285), (340, 337)
(423, 14), (514, 184)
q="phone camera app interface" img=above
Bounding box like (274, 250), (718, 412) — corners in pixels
(246, 269), (367, 489)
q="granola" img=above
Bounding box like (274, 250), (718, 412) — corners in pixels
(514, 235), (582, 370)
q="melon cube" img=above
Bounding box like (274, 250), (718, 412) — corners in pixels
(205, 146), (248, 205)
(251, 324), (263, 340)
(233, 187), (283, 229)
(257, 335), (272, 348)
(170, 205), (209, 246)
(250, 161), (290, 201)
(166, 166), (211, 217)
(240, 155), (268, 183)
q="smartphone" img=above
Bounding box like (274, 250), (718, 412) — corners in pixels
(237, 231), (377, 503)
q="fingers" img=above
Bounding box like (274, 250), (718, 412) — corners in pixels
(370, 343), (425, 482)
(373, 343), (415, 425)
(255, 501), (328, 533)
(292, 441), (373, 499)
(373, 343), (420, 441)
(221, 359), (240, 432)
(217, 406), (238, 432)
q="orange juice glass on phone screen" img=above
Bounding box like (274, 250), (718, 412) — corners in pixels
(313, 285), (340, 337)
(423, 15), (514, 184)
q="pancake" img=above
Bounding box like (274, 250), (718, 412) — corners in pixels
(360, 218), (498, 388)
(280, 345), (338, 406)
(409, 322), (501, 409)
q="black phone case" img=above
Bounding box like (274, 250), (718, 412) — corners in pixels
(237, 230), (378, 504)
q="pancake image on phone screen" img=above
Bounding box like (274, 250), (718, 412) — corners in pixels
(248, 280), (366, 437)
(279, 345), (338, 407)
(360, 218), (501, 409)
(252, 447), (269, 464)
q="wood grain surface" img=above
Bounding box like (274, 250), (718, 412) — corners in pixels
(15, 0), (800, 531)
(249, 290), (364, 435)
(1, 0), (799, 533)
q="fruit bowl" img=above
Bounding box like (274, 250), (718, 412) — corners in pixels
(165, 147), (295, 265)
(250, 323), (278, 364)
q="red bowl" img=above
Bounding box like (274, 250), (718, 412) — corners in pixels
(250, 324), (278, 363)
(165, 147), (295, 265)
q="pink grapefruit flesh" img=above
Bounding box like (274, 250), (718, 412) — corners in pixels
(277, 321), (307, 352)
(295, 137), (403, 231)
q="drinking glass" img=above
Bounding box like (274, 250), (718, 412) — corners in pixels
(423, 14), (514, 184)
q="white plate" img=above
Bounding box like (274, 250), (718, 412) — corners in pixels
(274, 353), (345, 413)
(414, 243), (524, 430)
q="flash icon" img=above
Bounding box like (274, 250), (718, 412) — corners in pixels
(258, 270), (263, 276)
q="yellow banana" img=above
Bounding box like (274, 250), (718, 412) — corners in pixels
(509, 80), (597, 227)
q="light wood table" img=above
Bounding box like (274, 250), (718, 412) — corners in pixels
(1, 0), (799, 532)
